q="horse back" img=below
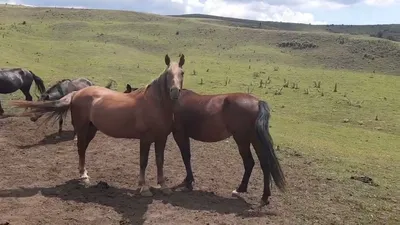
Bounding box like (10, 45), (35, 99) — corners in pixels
(174, 91), (260, 140)
(73, 86), (146, 111)
(68, 78), (94, 92)
(0, 68), (29, 78)
(0, 68), (32, 93)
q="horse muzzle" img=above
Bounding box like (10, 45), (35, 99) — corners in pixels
(170, 88), (181, 101)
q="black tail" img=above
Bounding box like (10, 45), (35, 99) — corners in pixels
(30, 70), (46, 94)
(255, 100), (286, 191)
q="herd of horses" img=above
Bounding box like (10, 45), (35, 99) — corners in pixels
(0, 54), (286, 207)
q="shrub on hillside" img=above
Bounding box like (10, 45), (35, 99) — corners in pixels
(277, 41), (318, 49)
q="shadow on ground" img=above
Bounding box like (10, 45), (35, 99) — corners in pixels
(0, 180), (272, 225)
(16, 130), (75, 149)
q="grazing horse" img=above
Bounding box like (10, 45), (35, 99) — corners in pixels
(11, 54), (185, 196)
(125, 85), (286, 206)
(0, 68), (46, 115)
(31, 78), (117, 138)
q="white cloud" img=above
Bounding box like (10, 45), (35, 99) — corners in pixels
(7, 0), (398, 24)
(364, 0), (399, 6)
(179, 0), (327, 24)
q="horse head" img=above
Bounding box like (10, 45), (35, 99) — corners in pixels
(164, 54), (185, 101)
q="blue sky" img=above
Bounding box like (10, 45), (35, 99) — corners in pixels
(1, 0), (399, 25)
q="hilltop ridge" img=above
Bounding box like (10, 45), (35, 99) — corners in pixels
(173, 13), (400, 42)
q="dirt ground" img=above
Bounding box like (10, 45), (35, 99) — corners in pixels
(0, 115), (396, 225)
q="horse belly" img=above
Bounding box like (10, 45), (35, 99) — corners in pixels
(0, 78), (20, 94)
(188, 118), (231, 142)
(93, 119), (142, 139)
(90, 107), (142, 139)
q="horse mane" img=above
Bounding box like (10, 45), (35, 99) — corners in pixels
(133, 68), (168, 100)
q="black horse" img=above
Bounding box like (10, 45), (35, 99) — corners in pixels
(0, 68), (46, 115)
(30, 77), (116, 138)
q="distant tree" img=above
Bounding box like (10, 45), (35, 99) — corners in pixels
(377, 31), (384, 38)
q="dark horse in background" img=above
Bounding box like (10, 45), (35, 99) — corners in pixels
(125, 84), (286, 207)
(0, 68), (46, 115)
(124, 84), (138, 93)
(30, 78), (117, 138)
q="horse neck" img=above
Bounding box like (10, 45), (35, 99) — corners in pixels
(47, 81), (69, 99)
(146, 70), (174, 113)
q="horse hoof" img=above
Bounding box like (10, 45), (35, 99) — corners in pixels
(79, 178), (90, 186)
(232, 189), (241, 197)
(175, 186), (191, 192)
(140, 187), (153, 197)
(259, 199), (270, 207)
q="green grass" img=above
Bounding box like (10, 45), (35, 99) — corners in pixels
(1, 5), (399, 222)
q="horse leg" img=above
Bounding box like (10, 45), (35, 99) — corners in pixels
(139, 139), (152, 197)
(71, 120), (77, 141)
(155, 137), (172, 195)
(20, 87), (33, 113)
(231, 137), (254, 197)
(252, 139), (272, 206)
(76, 123), (97, 185)
(172, 131), (194, 191)
(20, 87), (33, 101)
(0, 99), (4, 115)
(56, 117), (63, 138)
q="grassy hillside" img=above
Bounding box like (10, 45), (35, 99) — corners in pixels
(175, 14), (400, 75)
(0, 4), (399, 223)
(175, 14), (400, 42)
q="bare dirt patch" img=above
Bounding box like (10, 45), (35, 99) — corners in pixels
(0, 116), (397, 224)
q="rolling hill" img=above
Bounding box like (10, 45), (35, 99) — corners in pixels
(0, 4), (399, 224)
(174, 13), (400, 42)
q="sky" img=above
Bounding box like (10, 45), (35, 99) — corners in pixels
(1, 0), (399, 25)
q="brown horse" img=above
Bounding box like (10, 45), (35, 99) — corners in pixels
(11, 54), (185, 196)
(125, 85), (286, 206)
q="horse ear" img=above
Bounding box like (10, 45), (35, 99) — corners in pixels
(126, 84), (132, 91)
(179, 54), (185, 67)
(165, 54), (170, 66)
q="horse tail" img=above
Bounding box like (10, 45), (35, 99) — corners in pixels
(255, 100), (286, 192)
(29, 70), (46, 94)
(105, 79), (117, 89)
(10, 91), (77, 125)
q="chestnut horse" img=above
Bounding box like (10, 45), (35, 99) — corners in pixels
(11, 54), (185, 196)
(125, 85), (286, 206)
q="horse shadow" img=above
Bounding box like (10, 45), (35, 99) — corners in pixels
(0, 114), (16, 119)
(16, 130), (75, 149)
(0, 180), (272, 225)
